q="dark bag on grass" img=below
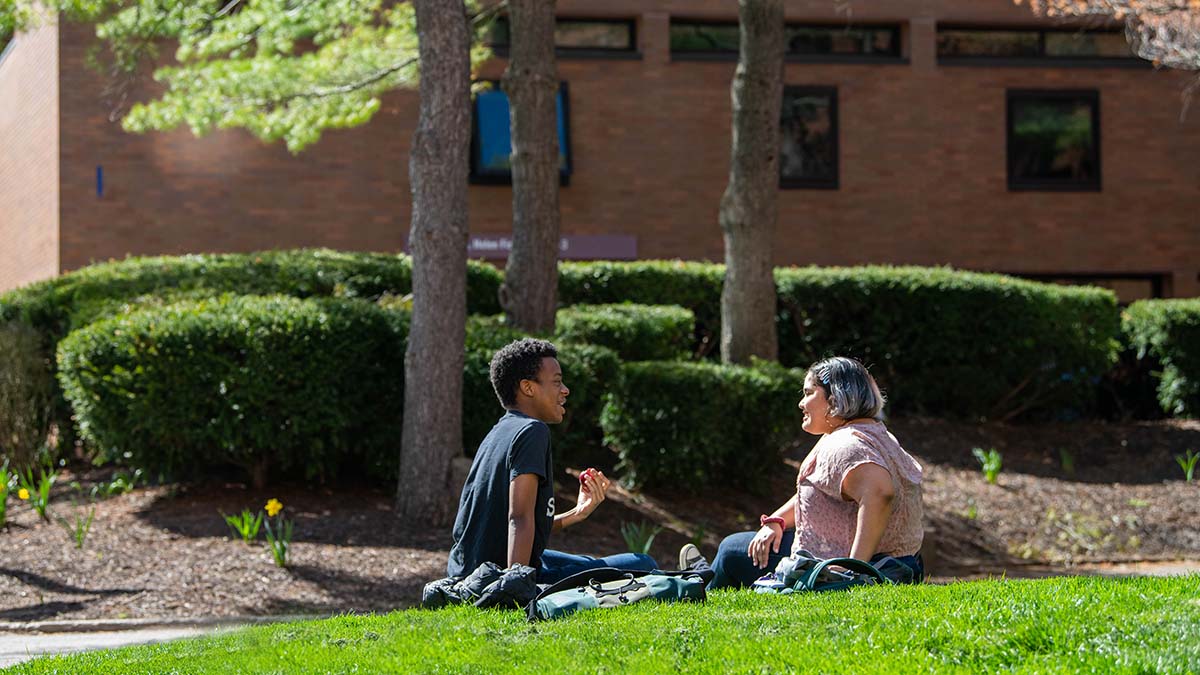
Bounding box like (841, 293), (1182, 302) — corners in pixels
(421, 562), (540, 610)
(526, 567), (713, 622)
(752, 550), (888, 594)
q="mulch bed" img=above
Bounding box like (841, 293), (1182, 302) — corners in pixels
(0, 417), (1197, 622)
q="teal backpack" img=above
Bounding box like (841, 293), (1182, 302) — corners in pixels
(526, 568), (712, 621)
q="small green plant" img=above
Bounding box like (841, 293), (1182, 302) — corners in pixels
(17, 462), (56, 522)
(972, 447), (1003, 485)
(222, 509), (264, 544)
(1176, 449), (1198, 483)
(620, 520), (662, 555)
(962, 498), (978, 520)
(56, 506), (97, 549)
(263, 498), (293, 568)
(1058, 449), (1075, 476)
(0, 461), (13, 528)
(97, 469), (143, 498)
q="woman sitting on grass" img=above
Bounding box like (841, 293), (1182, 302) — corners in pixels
(704, 356), (925, 588)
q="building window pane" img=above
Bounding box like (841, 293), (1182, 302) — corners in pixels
(780, 87), (838, 189)
(938, 30), (1039, 57)
(672, 22), (900, 59)
(1044, 31), (1132, 57)
(555, 21), (634, 50)
(938, 28), (1135, 61)
(786, 26), (899, 57)
(471, 85), (572, 186)
(669, 22), (740, 53)
(1007, 90), (1100, 191)
(489, 18), (635, 52)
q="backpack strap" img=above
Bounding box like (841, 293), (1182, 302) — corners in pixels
(796, 557), (887, 591)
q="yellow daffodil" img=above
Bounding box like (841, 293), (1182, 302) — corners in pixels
(17, 488), (29, 500)
(265, 498), (283, 517)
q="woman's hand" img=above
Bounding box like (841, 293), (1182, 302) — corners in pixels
(748, 524), (783, 569)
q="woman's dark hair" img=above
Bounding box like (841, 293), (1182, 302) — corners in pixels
(490, 338), (559, 408)
(807, 356), (886, 421)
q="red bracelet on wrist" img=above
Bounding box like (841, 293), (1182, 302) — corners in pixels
(760, 514), (786, 530)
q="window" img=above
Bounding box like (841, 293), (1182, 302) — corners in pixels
(785, 25), (900, 58)
(670, 21), (901, 60)
(488, 18), (636, 56)
(780, 87), (838, 189)
(938, 28), (1136, 63)
(1007, 90), (1100, 191)
(470, 84), (572, 186)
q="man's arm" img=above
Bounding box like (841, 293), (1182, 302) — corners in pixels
(552, 469), (609, 532)
(507, 473), (540, 567)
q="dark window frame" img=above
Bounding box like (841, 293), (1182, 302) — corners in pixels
(669, 19), (904, 63)
(488, 17), (640, 60)
(780, 85), (839, 190)
(937, 25), (1144, 68)
(1006, 89), (1101, 192)
(469, 81), (573, 187)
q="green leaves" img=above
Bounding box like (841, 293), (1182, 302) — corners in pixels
(2, 0), (494, 151)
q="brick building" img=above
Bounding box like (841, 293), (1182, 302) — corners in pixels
(2, 0), (1198, 300)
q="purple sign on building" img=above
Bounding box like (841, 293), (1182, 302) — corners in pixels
(464, 234), (637, 260)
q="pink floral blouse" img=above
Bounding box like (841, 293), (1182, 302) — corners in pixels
(792, 419), (924, 560)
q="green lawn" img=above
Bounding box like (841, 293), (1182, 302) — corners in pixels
(10, 575), (1200, 674)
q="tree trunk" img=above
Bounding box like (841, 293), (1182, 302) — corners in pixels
(500, 0), (561, 333)
(397, 0), (472, 525)
(719, 0), (784, 365)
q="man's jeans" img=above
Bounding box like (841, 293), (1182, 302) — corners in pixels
(707, 529), (925, 590)
(538, 549), (658, 585)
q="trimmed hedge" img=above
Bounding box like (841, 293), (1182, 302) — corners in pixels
(774, 266), (1120, 419)
(601, 360), (804, 490)
(560, 261), (724, 356)
(1, 249), (500, 452)
(57, 295), (408, 483)
(460, 317), (619, 456)
(555, 304), (695, 362)
(1123, 299), (1200, 418)
(0, 249), (502, 341)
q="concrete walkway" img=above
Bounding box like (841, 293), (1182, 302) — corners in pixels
(0, 616), (318, 669)
(0, 626), (220, 668)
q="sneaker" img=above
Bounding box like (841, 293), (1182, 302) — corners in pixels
(678, 543), (706, 571)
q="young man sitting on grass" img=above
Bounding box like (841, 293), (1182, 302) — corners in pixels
(447, 338), (660, 584)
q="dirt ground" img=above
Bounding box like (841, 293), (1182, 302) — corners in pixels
(0, 417), (1197, 622)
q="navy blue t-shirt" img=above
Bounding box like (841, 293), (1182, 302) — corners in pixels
(446, 410), (555, 578)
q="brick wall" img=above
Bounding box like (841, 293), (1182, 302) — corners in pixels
(0, 22), (59, 293)
(51, 0), (1200, 297)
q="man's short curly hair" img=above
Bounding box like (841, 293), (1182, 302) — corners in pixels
(490, 338), (559, 408)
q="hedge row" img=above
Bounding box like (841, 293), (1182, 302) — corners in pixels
(56, 298), (645, 484)
(600, 360), (804, 490)
(555, 304), (694, 362)
(773, 267), (1120, 420)
(0, 249), (503, 343)
(1123, 299), (1200, 418)
(58, 295), (408, 484)
(561, 262), (1122, 419)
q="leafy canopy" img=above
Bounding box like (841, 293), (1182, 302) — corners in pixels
(2, 0), (494, 151)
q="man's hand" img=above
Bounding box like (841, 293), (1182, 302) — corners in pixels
(574, 468), (610, 519)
